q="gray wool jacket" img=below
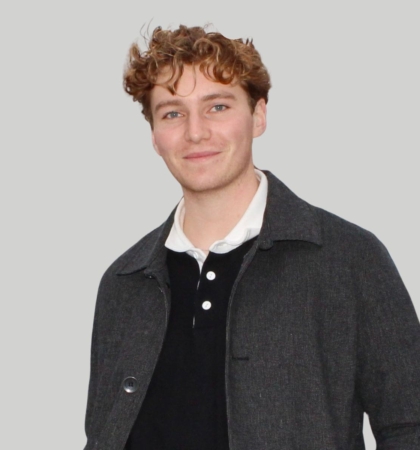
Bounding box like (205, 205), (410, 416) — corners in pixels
(84, 171), (420, 450)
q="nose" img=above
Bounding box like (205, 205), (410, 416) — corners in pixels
(184, 112), (211, 143)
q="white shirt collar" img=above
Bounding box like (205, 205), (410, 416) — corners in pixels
(165, 169), (268, 271)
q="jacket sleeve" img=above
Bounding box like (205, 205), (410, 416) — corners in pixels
(83, 268), (119, 449)
(355, 233), (420, 449)
(83, 277), (103, 448)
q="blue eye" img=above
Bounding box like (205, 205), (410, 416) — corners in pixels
(213, 104), (227, 112)
(164, 111), (181, 119)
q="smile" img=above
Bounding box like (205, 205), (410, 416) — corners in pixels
(184, 151), (221, 160)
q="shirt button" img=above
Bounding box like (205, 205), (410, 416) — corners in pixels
(202, 300), (212, 310)
(206, 271), (216, 280)
(123, 376), (139, 393)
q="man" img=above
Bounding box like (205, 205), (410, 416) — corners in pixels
(84, 25), (420, 450)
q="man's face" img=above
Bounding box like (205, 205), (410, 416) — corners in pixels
(150, 65), (267, 195)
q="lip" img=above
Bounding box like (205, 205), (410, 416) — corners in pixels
(184, 151), (221, 160)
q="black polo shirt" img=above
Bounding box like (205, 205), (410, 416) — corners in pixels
(125, 237), (256, 450)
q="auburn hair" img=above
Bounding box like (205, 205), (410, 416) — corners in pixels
(123, 25), (271, 127)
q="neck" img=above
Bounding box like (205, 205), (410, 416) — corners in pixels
(182, 166), (259, 254)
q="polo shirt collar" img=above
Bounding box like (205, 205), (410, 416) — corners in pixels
(164, 169), (268, 270)
(117, 171), (322, 276)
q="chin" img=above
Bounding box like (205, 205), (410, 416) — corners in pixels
(181, 180), (219, 194)
(179, 173), (234, 194)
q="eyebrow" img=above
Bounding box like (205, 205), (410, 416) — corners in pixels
(153, 92), (237, 114)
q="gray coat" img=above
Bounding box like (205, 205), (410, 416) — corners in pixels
(84, 171), (420, 450)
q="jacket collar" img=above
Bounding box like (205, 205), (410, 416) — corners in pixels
(257, 170), (322, 249)
(117, 170), (322, 276)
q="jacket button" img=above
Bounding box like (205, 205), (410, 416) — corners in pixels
(123, 376), (139, 393)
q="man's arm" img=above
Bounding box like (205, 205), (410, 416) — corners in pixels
(83, 267), (120, 449)
(84, 302), (99, 444)
(84, 277), (103, 447)
(355, 233), (420, 449)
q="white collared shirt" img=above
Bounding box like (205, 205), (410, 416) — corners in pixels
(165, 169), (268, 271)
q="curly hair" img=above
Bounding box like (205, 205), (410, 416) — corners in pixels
(123, 25), (271, 127)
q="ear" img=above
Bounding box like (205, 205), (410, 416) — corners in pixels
(252, 98), (267, 138)
(151, 131), (162, 156)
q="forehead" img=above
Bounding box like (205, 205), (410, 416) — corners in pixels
(150, 65), (246, 104)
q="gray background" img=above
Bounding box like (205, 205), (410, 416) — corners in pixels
(1, 1), (419, 448)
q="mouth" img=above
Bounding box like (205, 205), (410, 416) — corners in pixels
(184, 151), (221, 160)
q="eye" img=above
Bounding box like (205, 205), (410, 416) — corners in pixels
(163, 111), (181, 119)
(211, 104), (228, 112)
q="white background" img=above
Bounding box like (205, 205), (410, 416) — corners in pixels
(1, 1), (419, 449)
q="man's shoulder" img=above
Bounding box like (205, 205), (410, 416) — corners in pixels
(314, 203), (390, 261)
(316, 204), (375, 240)
(265, 171), (385, 255)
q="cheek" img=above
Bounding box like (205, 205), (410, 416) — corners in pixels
(152, 129), (177, 156)
(226, 117), (254, 146)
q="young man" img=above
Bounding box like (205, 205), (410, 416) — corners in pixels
(84, 25), (420, 450)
